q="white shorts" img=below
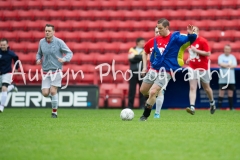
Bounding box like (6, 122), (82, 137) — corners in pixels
(187, 68), (210, 83)
(0, 73), (12, 87)
(143, 70), (171, 89)
(41, 71), (62, 89)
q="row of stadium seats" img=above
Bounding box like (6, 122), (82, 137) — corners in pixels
(1, 20), (240, 32)
(1, 9), (240, 21)
(8, 40), (240, 54)
(2, 30), (240, 43)
(1, 0), (239, 10)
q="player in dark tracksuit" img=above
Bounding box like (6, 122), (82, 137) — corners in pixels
(0, 38), (19, 112)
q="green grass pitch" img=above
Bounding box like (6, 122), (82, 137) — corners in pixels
(0, 109), (239, 160)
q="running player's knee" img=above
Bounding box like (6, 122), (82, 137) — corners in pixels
(1, 83), (9, 91)
(42, 90), (49, 97)
(149, 88), (158, 98)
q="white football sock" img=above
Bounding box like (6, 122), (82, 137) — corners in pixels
(51, 94), (58, 114)
(155, 95), (164, 114)
(0, 91), (7, 106)
(7, 85), (14, 92)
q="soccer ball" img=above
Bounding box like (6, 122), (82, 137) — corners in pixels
(120, 108), (134, 121)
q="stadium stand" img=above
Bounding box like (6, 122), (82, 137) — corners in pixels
(1, 0), (239, 108)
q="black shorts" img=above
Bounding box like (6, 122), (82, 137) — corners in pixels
(219, 84), (235, 90)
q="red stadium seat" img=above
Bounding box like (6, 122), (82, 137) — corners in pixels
(116, 1), (131, 10)
(71, 1), (86, 9)
(0, 1), (12, 10)
(190, 0), (206, 9)
(27, 1), (42, 10)
(206, 0), (221, 9)
(231, 41), (240, 52)
(18, 10), (34, 21)
(48, 10), (64, 21)
(112, 54), (129, 65)
(122, 10), (139, 21)
(63, 10), (80, 20)
(168, 9), (185, 20)
(143, 1), (158, 10)
(221, 0), (238, 9)
(92, 10), (109, 21)
(3, 10), (18, 20)
(96, 53), (114, 64)
(33, 10), (49, 20)
(138, 10), (155, 21)
(221, 20), (238, 30)
(42, 0), (57, 10)
(234, 31), (240, 41)
(10, 42), (27, 53)
(130, 1), (146, 10)
(18, 31), (33, 42)
(159, 0), (175, 9)
(209, 53), (221, 64)
(116, 83), (129, 95)
(108, 10), (124, 21)
(2, 31), (19, 42)
(107, 90), (124, 108)
(26, 20), (46, 31)
(79, 10), (94, 20)
(125, 97), (139, 108)
(229, 9), (240, 19)
(18, 53), (36, 64)
(27, 43), (38, 52)
(80, 64), (96, 73)
(79, 73), (96, 84)
(57, 1), (71, 10)
(176, 0), (191, 9)
(11, 0), (27, 10)
(94, 32), (110, 42)
(184, 9), (201, 20)
(79, 52), (97, 65)
(100, 83), (116, 95)
(199, 9), (216, 20)
(214, 9), (231, 19)
(64, 32), (80, 42)
(103, 42), (120, 53)
(218, 30), (235, 41)
(86, 0), (101, 10)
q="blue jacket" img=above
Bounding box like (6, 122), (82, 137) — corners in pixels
(0, 47), (19, 75)
(150, 31), (197, 71)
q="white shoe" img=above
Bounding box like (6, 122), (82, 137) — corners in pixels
(0, 105), (4, 113)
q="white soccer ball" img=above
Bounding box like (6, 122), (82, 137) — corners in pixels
(120, 108), (134, 121)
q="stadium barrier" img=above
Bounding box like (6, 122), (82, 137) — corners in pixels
(4, 85), (99, 108)
(162, 68), (240, 109)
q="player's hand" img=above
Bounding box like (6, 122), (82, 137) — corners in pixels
(128, 53), (135, 59)
(186, 58), (190, 65)
(191, 46), (198, 52)
(187, 24), (195, 34)
(141, 68), (147, 77)
(36, 59), (41, 65)
(57, 57), (65, 63)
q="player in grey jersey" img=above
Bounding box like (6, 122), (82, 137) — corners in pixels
(36, 24), (73, 118)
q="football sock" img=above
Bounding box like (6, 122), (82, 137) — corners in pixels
(7, 85), (14, 92)
(143, 103), (152, 117)
(51, 94), (58, 115)
(218, 97), (223, 109)
(155, 95), (164, 114)
(190, 104), (195, 109)
(0, 91), (7, 106)
(228, 97), (233, 110)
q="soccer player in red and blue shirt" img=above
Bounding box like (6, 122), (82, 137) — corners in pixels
(139, 18), (197, 121)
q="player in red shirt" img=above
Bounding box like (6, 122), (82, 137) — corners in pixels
(186, 26), (216, 115)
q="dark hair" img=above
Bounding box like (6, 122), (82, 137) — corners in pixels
(136, 37), (145, 44)
(45, 24), (55, 31)
(0, 38), (8, 43)
(157, 18), (170, 27)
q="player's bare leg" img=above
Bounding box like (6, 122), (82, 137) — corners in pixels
(140, 83), (161, 121)
(201, 82), (216, 114)
(186, 79), (198, 115)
